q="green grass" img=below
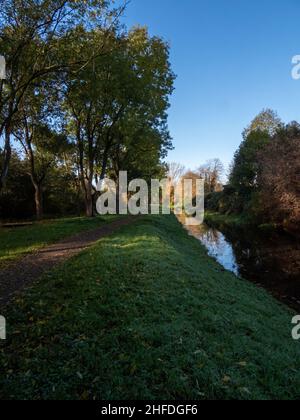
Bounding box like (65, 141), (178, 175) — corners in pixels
(0, 215), (119, 268)
(0, 214), (300, 400)
(205, 212), (280, 233)
(204, 212), (252, 230)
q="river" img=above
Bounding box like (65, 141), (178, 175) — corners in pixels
(182, 219), (300, 312)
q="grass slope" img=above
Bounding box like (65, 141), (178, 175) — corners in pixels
(204, 212), (252, 229)
(205, 212), (279, 233)
(0, 215), (118, 268)
(0, 215), (299, 400)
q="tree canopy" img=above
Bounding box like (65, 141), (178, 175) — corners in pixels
(0, 2), (175, 218)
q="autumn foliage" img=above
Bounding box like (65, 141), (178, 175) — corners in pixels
(258, 131), (300, 232)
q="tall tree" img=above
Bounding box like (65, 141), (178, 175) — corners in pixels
(168, 162), (186, 186)
(64, 30), (129, 216)
(13, 89), (68, 219)
(198, 158), (224, 193)
(229, 130), (270, 198)
(243, 108), (282, 138)
(0, 0), (122, 191)
(65, 27), (175, 216)
(228, 110), (282, 201)
(257, 123), (300, 231)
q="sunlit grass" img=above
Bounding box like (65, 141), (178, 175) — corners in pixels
(0, 214), (299, 400)
(0, 215), (119, 268)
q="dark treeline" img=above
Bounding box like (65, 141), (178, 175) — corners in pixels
(206, 109), (300, 234)
(0, 0), (175, 220)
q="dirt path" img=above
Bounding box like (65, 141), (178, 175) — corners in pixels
(0, 217), (137, 307)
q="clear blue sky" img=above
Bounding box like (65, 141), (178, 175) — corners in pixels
(122, 0), (300, 172)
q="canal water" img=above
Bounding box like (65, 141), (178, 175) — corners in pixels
(182, 220), (300, 312)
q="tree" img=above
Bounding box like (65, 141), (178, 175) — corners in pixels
(64, 30), (129, 216)
(0, 3), (176, 220)
(216, 110), (283, 215)
(0, 149), (34, 219)
(243, 108), (283, 138)
(198, 158), (224, 193)
(0, 0), (122, 191)
(168, 162), (186, 186)
(257, 125), (300, 231)
(64, 26), (175, 216)
(0, 147), (83, 219)
(13, 89), (69, 219)
(228, 110), (281, 207)
(181, 170), (202, 202)
(229, 130), (270, 194)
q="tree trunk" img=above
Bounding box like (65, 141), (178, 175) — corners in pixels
(85, 182), (94, 217)
(34, 184), (43, 220)
(0, 125), (11, 192)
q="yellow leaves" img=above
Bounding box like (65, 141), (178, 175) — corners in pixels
(222, 375), (231, 384)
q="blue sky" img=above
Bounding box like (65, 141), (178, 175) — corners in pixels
(122, 0), (300, 173)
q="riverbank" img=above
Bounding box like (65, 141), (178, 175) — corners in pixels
(204, 212), (300, 238)
(1, 215), (300, 400)
(205, 211), (278, 233)
(185, 218), (300, 313)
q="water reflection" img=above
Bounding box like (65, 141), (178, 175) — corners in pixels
(180, 217), (300, 311)
(188, 224), (239, 275)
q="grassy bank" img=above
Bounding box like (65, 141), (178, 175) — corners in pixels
(204, 212), (254, 230)
(0, 214), (299, 400)
(204, 211), (279, 234)
(0, 215), (118, 268)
